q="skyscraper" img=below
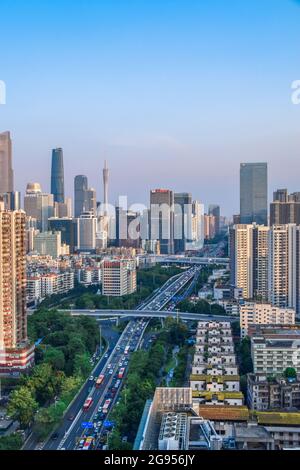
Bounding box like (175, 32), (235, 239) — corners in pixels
(86, 188), (97, 216)
(174, 192), (192, 253)
(208, 204), (220, 234)
(24, 183), (54, 232)
(77, 211), (97, 251)
(74, 175), (88, 217)
(270, 189), (300, 226)
(229, 223), (269, 300)
(103, 160), (109, 215)
(240, 162), (268, 225)
(268, 224), (300, 313)
(150, 189), (174, 255)
(0, 208), (35, 374)
(0, 131), (14, 194)
(51, 148), (65, 203)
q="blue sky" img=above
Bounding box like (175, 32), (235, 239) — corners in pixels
(1, 0), (300, 215)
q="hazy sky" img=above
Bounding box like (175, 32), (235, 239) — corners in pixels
(1, 0), (300, 216)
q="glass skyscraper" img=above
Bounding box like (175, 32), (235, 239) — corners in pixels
(74, 175), (88, 217)
(240, 162), (268, 225)
(51, 148), (65, 203)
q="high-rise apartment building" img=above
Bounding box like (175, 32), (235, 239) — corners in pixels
(150, 189), (174, 255)
(0, 209), (34, 375)
(51, 148), (65, 203)
(204, 214), (217, 240)
(270, 189), (300, 226)
(240, 162), (268, 225)
(268, 224), (300, 313)
(101, 259), (137, 296)
(24, 183), (54, 232)
(229, 224), (269, 300)
(0, 131), (14, 195)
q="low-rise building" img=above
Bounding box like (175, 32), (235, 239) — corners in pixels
(240, 302), (295, 338)
(247, 373), (300, 411)
(251, 326), (300, 375)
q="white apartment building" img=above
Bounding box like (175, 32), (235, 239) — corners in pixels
(268, 224), (300, 314)
(251, 332), (300, 375)
(190, 321), (243, 406)
(240, 302), (295, 338)
(27, 271), (74, 302)
(101, 258), (137, 296)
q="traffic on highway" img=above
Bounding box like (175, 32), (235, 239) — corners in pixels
(35, 267), (199, 451)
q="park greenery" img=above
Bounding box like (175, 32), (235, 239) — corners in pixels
(108, 318), (190, 450)
(0, 433), (23, 451)
(7, 310), (100, 439)
(178, 298), (226, 315)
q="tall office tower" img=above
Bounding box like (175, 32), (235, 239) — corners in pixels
(0, 208), (35, 375)
(103, 160), (109, 216)
(229, 224), (269, 300)
(268, 224), (300, 312)
(174, 193), (192, 253)
(51, 148), (65, 203)
(150, 189), (174, 255)
(240, 162), (268, 225)
(115, 207), (140, 249)
(49, 217), (78, 253)
(77, 211), (97, 251)
(208, 205), (220, 234)
(74, 175), (88, 217)
(270, 189), (300, 226)
(0, 131), (14, 194)
(1, 191), (21, 210)
(86, 188), (97, 216)
(24, 183), (54, 232)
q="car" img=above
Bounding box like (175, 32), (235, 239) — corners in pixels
(98, 405), (102, 412)
(118, 362), (122, 367)
(78, 439), (85, 449)
(51, 432), (59, 440)
(109, 369), (113, 374)
(89, 375), (94, 381)
(68, 414), (75, 421)
(104, 353), (108, 358)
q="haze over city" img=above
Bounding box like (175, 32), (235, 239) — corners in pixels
(1, 0), (300, 216)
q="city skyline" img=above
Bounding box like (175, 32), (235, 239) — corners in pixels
(1, 0), (300, 215)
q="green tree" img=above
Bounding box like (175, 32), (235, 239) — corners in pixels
(0, 433), (23, 450)
(44, 346), (65, 370)
(8, 387), (38, 427)
(284, 367), (297, 379)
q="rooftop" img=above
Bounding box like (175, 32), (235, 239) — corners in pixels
(198, 405), (249, 422)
